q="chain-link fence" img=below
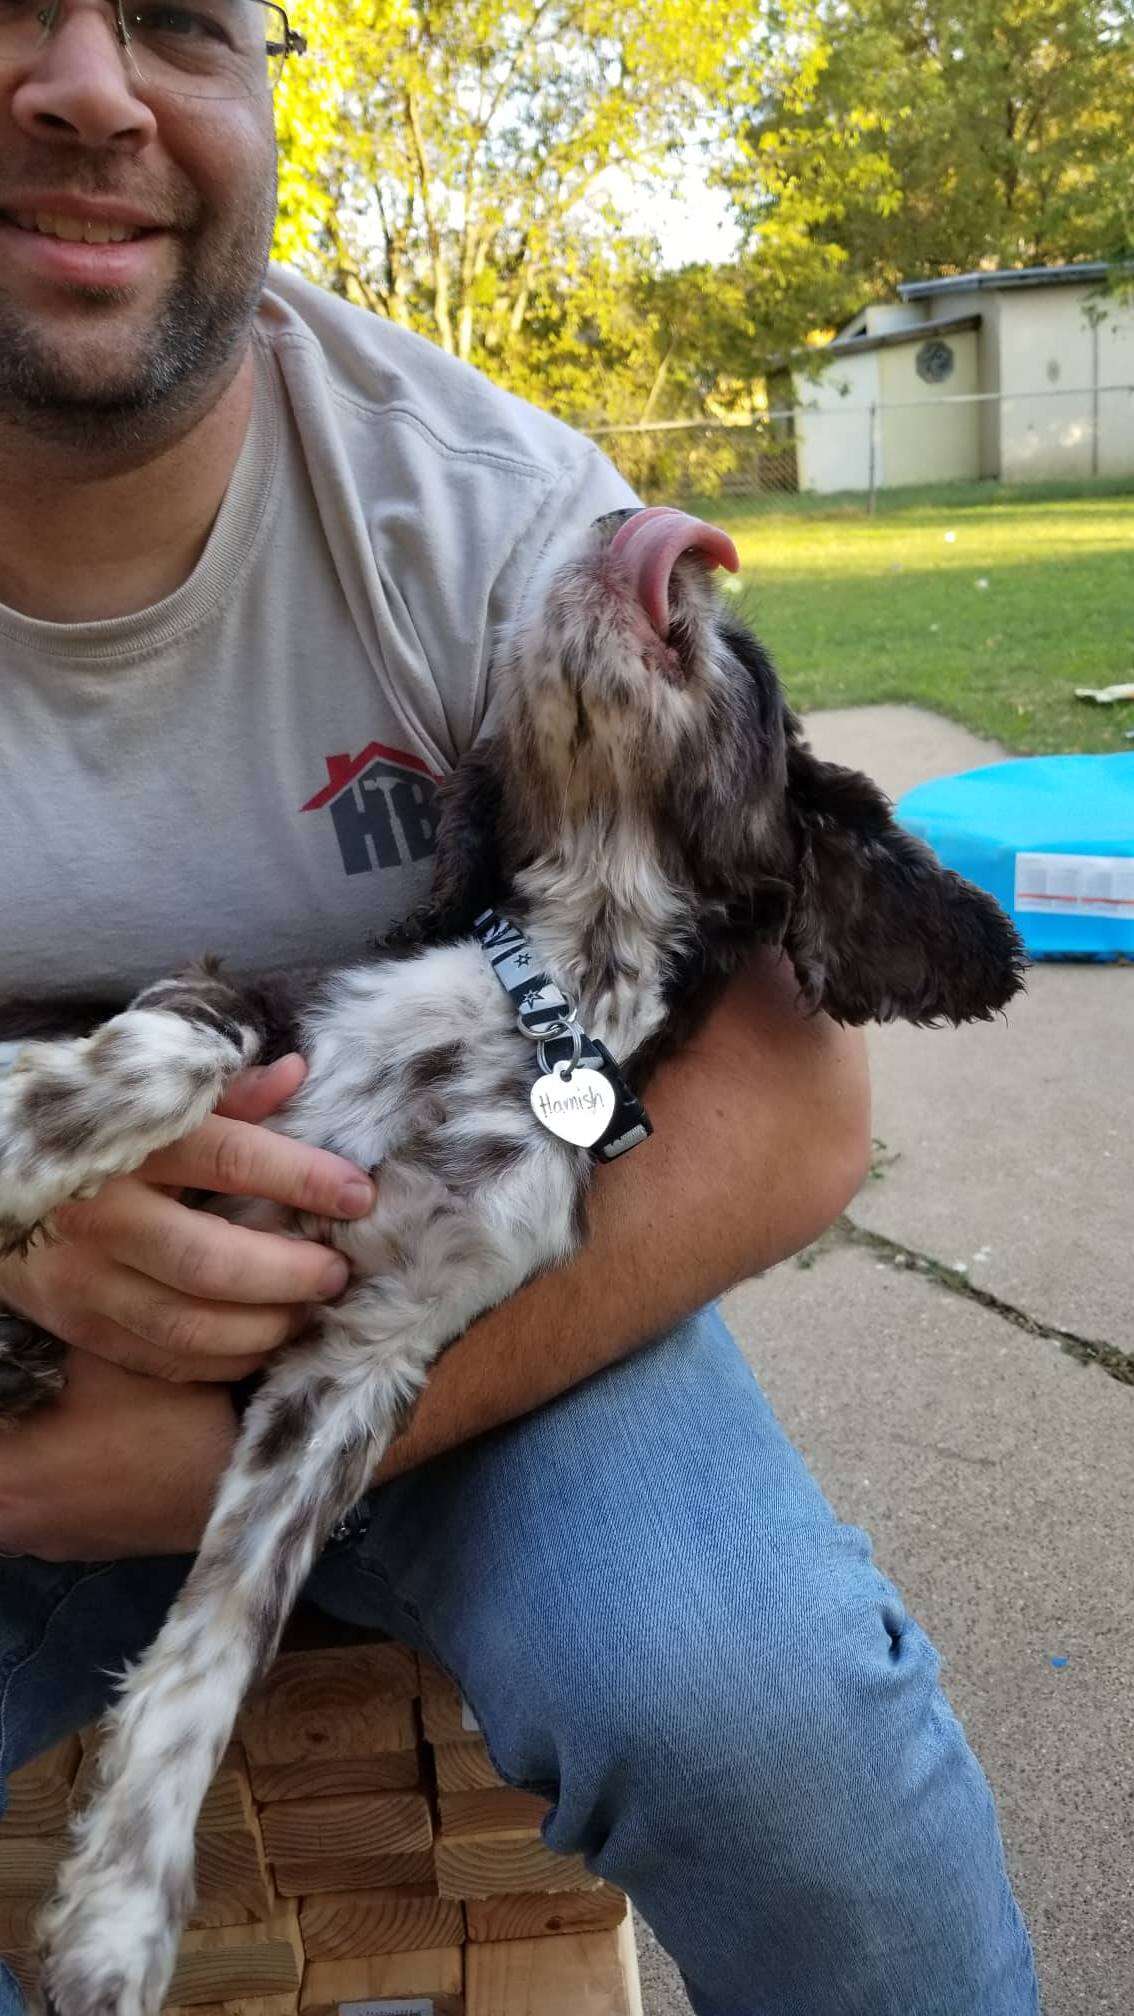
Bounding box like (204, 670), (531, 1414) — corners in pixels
(587, 383), (1134, 506)
(586, 418), (798, 502)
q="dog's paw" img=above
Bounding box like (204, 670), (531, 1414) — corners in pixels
(0, 1314), (66, 1422)
(0, 1014), (239, 1250)
(0, 1035), (130, 1247)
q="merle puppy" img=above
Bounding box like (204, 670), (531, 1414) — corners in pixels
(0, 506), (1023, 2016)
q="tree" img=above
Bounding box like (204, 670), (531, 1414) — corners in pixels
(273, 0), (751, 383)
(727, 0), (1134, 339)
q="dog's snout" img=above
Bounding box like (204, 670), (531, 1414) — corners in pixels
(606, 507), (740, 639)
(591, 507), (642, 537)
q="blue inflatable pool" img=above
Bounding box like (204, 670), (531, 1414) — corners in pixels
(897, 753), (1134, 960)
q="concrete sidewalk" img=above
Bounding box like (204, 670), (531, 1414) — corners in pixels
(640, 706), (1134, 2014)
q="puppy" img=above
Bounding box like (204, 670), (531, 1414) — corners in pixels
(0, 505), (1023, 2016)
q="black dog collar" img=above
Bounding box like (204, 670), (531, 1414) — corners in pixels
(473, 910), (652, 1162)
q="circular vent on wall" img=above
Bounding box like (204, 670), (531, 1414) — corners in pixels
(916, 339), (955, 385)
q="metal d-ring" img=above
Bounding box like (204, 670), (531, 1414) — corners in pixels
(537, 1021), (584, 1080)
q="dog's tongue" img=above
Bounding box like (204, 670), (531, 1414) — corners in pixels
(608, 506), (740, 637)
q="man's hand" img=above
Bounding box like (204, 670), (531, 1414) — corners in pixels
(0, 1056), (375, 1383)
(0, 1346), (236, 1561)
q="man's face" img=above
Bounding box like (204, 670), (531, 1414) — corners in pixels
(0, 1), (279, 445)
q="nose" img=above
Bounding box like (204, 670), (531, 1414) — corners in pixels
(592, 507), (641, 537)
(10, 2), (159, 150)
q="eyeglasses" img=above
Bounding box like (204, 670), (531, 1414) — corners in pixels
(0, 0), (307, 98)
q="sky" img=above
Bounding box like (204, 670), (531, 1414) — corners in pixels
(601, 162), (740, 270)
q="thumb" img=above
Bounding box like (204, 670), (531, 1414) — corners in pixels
(215, 1054), (308, 1125)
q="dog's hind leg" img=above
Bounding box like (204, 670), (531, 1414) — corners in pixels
(36, 1337), (394, 2016)
(37, 1175), (544, 2016)
(0, 966), (267, 1253)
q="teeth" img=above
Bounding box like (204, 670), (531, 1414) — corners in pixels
(37, 211), (84, 241)
(9, 210), (140, 244)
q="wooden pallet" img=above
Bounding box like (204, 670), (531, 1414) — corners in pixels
(1, 1637), (643, 2016)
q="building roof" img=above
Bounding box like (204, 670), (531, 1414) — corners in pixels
(825, 312), (980, 357)
(899, 263), (1113, 300)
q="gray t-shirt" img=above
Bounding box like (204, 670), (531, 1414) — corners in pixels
(0, 265), (634, 1012)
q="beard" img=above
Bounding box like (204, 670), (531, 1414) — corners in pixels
(0, 174), (277, 455)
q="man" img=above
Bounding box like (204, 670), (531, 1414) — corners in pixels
(0, 8), (1039, 2013)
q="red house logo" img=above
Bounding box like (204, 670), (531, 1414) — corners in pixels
(302, 743), (442, 878)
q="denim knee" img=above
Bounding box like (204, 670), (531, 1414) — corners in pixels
(538, 1518), (950, 1879)
(534, 1523), (1034, 2015)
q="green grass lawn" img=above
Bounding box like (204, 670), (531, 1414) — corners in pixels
(697, 478), (1134, 755)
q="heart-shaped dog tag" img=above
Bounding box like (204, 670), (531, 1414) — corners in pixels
(530, 1066), (616, 1148)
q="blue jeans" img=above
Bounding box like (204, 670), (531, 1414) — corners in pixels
(1, 1309), (1038, 2015)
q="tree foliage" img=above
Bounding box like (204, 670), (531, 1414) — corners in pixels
(730, 0), (1134, 332)
(271, 0), (1134, 421)
(274, 0), (748, 405)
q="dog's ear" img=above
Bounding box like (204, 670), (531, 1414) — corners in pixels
(428, 737), (507, 932)
(381, 739), (505, 953)
(783, 742), (1025, 1026)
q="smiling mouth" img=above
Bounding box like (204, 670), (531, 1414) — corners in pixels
(3, 211), (155, 244)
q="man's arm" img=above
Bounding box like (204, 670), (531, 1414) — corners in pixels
(375, 949), (870, 1482)
(0, 956), (868, 1560)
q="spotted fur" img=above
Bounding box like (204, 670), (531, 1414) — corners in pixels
(0, 509), (1024, 2016)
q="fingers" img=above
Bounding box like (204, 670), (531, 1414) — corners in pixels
(142, 1114), (375, 1219)
(55, 1291), (277, 1384)
(0, 1232), (306, 1382)
(54, 1181), (352, 1307)
(81, 1259), (306, 1379)
(215, 1055), (308, 1126)
(0, 1065), (376, 1392)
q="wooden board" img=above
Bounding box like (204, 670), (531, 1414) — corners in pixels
(299, 1946), (463, 2016)
(247, 1744), (419, 1805)
(69, 1725), (111, 1813)
(434, 1789), (595, 1902)
(464, 1916), (642, 2016)
(165, 1912), (304, 2007)
(418, 1660), (478, 1745)
(198, 1748), (257, 1835)
(69, 1747), (99, 1815)
(0, 1834), (63, 1897)
(238, 1646), (418, 1766)
(191, 1827), (275, 1929)
(434, 1829), (598, 1902)
(299, 1886), (464, 1960)
(165, 1999), (298, 2016)
(271, 1848), (435, 1898)
(436, 1792), (550, 1836)
(464, 1888), (627, 1945)
(431, 1742), (504, 1795)
(0, 1891), (41, 1957)
(260, 1792), (431, 1864)
(2, 1735), (81, 1834)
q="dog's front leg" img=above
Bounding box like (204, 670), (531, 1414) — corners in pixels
(0, 967), (266, 1253)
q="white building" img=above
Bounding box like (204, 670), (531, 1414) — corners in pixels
(793, 264), (1134, 493)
